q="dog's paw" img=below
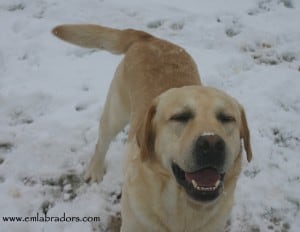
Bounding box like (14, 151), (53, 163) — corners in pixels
(84, 161), (106, 183)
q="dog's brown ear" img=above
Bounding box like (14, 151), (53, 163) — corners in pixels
(240, 106), (253, 162)
(136, 103), (157, 161)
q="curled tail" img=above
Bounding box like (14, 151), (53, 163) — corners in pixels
(52, 24), (153, 54)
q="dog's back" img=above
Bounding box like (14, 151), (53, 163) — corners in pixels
(53, 24), (201, 128)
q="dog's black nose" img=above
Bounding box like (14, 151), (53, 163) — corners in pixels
(193, 134), (226, 169)
(196, 134), (225, 153)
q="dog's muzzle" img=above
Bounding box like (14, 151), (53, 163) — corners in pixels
(172, 134), (226, 202)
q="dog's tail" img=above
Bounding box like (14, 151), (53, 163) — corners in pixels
(52, 24), (153, 54)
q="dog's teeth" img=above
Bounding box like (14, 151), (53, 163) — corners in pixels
(198, 186), (217, 191)
(192, 179), (198, 188)
(214, 180), (221, 188)
(191, 179), (221, 191)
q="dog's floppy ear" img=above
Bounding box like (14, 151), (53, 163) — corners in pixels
(136, 102), (157, 161)
(240, 106), (253, 162)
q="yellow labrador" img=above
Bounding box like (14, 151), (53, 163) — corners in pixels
(52, 25), (252, 232)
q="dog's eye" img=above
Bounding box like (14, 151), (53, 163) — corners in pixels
(217, 112), (236, 124)
(170, 111), (194, 123)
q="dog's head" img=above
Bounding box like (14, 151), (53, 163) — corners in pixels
(137, 86), (252, 203)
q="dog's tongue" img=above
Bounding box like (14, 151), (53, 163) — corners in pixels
(185, 168), (220, 187)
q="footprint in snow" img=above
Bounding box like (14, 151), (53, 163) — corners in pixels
(248, 0), (294, 16)
(147, 19), (184, 31)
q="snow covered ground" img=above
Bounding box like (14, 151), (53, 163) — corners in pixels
(0, 0), (299, 231)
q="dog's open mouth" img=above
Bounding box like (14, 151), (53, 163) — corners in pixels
(172, 162), (225, 202)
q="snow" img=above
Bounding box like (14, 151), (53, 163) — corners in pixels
(0, 0), (299, 231)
